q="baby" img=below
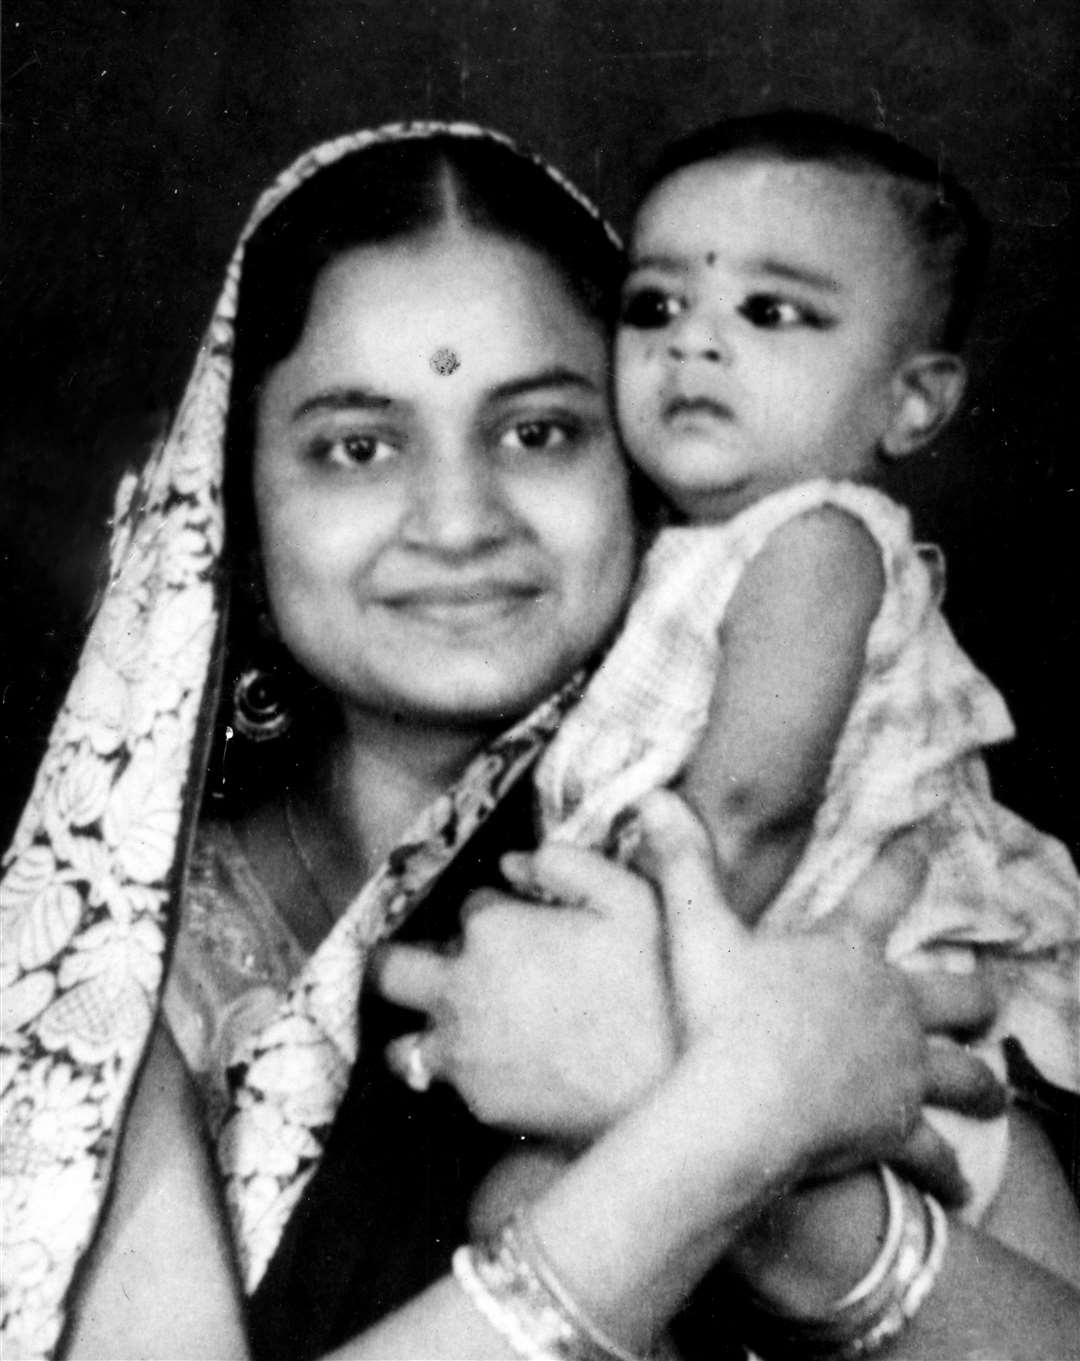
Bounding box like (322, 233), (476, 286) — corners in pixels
(474, 111), (1079, 1234)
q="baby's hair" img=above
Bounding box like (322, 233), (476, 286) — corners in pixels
(642, 109), (989, 350)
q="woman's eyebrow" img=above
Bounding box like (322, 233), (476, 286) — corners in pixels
(489, 367), (601, 401)
(291, 387), (393, 420)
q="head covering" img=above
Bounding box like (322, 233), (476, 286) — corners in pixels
(0, 122), (620, 1359)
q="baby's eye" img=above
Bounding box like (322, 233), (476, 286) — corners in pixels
(310, 431), (397, 467)
(619, 286), (684, 330)
(734, 293), (827, 330)
(499, 419), (577, 453)
(738, 294), (828, 330)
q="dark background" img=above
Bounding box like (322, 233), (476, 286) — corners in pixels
(2, 0), (1077, 855)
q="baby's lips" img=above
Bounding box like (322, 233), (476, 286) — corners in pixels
(662, 393), (735, 422)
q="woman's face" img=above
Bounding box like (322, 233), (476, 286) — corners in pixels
(253, 225), (635, 733)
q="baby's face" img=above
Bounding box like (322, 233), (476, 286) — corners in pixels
(616, 156), (924, 521)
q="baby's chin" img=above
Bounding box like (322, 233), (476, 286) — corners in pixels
(635, 456), (761, 524)
(665, 482), (763, 524)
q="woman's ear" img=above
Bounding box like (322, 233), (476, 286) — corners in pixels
(881, 353), (967, 458)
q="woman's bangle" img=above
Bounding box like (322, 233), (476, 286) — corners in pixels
(743, 1164), (949, 1359)
(832, 1163), (908, 1310)
(452, 1207), (651, 1361)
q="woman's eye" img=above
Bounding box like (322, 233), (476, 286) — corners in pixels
(310, 431), (396, 467)
(738, 294), (827, 330)
(619, 286), (683, 330)
(499, 419), (576, 453)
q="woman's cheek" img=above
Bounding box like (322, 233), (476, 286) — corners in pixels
(612, 336), (649, 431)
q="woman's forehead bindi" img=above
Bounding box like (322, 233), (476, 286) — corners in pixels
(429, 346), (461, 376)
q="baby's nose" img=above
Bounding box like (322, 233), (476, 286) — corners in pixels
(666, 312), (730, 365)
(667, 338), (726, 363)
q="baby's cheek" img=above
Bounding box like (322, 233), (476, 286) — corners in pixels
(613, 334), (646, 392)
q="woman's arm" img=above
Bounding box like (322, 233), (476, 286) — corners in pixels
(342, 797), (966, 1360)
(73, 1020), (805, 1361)
(681, 507), (884, 923)
(646, 796), (1080, 1358)
(706, 840), (1080, 1357)
(379, 800), (1080, 1359)
(725, 1109), (1080, 1356)
(332, 1025), (853, 1361)
(68, 795), (956, 1361)
(63, 1024), (250, 1360)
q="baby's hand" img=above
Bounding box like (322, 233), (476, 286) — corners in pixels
(468, 1142), (573, 1239)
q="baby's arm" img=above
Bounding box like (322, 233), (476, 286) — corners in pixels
(681, 506), (884, 924)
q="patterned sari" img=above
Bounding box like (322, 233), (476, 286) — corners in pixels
(0, 122), (619, 1360)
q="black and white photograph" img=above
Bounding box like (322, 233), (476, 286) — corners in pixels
(2, 2), (1078, 1357)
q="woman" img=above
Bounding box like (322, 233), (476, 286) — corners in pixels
(2, 123), (1076, 1361)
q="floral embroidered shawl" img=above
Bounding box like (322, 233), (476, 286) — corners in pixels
(0, 122), (619, 1360)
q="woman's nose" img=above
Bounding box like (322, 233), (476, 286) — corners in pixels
(402, 451), (514, 555)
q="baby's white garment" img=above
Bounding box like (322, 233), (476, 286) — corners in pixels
(537, 478), (1080, 1219)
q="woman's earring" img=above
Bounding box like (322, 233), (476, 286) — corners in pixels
(231, 665), (293, 742)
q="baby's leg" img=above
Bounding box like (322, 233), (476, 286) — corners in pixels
(899, 947), (1009, 1222)
(468, 1141), (573, 1238)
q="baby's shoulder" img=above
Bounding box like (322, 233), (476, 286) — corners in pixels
(744, 479), (910, 545)
(726, 481), (900, 581)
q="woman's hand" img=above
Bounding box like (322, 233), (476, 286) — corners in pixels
(372, 844), (677, 1139)
(628, 792), (1003, 1187)
(373, 792), (1005, 1161)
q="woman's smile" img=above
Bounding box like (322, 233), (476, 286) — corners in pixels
(254, 224), (636, 730)
(376, 576), (550, 630)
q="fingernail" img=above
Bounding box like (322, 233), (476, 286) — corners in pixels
(499, 852), (532, 886)
(607, 807), (642, 861)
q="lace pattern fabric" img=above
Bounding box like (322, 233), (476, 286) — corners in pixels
(0, 120), (611, 1360)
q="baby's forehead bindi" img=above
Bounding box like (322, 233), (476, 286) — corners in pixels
(637, 154), (916, 280)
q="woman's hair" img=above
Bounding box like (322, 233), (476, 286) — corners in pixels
(226, 134), (625, 529)
(641, 109), (989, 351)
(213, 134), (628, 807)
(232, 135), (623, 408)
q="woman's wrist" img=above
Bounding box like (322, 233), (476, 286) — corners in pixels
(520, 1031), (816, 1352)
(454, 1208), (651, 1361)
(728, 1168), (888, 1317)
(734, 1166), (950, 1360)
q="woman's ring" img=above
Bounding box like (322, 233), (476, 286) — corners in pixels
(396, 1032), (435, 1093)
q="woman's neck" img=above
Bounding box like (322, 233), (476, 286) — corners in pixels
(235, 708), (502, 950)
(312, 707), (500, 879)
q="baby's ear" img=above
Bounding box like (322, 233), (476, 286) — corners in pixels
(881, 352), (967, 458)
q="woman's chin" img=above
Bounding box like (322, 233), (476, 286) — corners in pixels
(388, 671), (563, 730)
(334, 659), (572, 738)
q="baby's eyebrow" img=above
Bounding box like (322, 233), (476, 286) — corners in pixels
(627, 252), (688, 273)
(751, 257), (842, 292)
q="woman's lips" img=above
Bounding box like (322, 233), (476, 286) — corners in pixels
(379, 581), (547, 627)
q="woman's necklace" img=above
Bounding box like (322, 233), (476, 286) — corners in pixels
(282, 791), (340, 930)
